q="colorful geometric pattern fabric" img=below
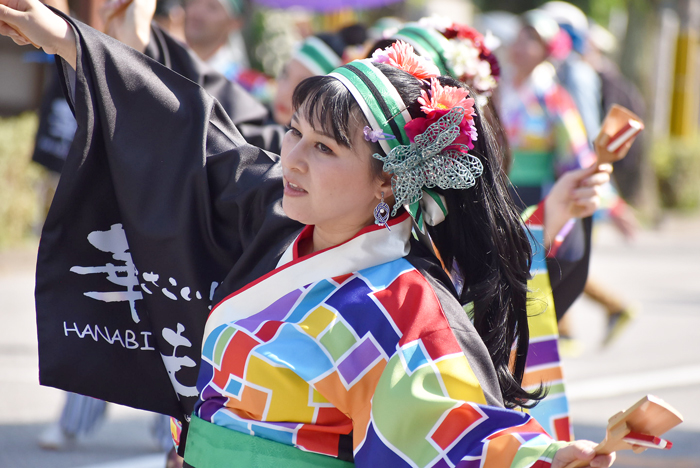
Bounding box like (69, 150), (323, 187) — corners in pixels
(194, 239), (565, 466)
(522, 203), (573, 442)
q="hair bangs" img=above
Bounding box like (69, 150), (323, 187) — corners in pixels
(292, 76), (363, 149)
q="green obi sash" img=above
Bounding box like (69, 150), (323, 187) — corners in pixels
(508, 149), (556, 186)
(184, 415), (355, 468)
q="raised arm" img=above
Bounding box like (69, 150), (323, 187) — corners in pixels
(0, 0), (77, 68)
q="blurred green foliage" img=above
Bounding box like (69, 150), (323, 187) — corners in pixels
(0, 112), (42, 250)
(651, 137), (700, 210)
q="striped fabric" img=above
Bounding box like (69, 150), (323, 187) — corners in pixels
(329, 60), (413, 155)
(392, 24), (452, 76)
(500, 63), (595, 190)
(294, 36), (343, 76)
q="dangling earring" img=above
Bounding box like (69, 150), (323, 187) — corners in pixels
(374, 192), (391, 231)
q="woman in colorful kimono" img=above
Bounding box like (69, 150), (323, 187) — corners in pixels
(1, 2), (614, 467)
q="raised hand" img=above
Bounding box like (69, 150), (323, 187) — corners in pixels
(0, 0), (76, 67)
(553, 440), (616, 468)
(100, 0), (156, 52)
(543, 163), (612, 249)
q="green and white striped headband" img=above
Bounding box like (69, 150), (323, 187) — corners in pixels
(391, 24), (452, 77)
(294, 36), (343, 76)
(328, 59), (413, 155)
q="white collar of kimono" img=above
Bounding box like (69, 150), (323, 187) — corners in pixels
(204, 213), (412, 338)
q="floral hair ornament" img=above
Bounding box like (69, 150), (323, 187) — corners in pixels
(394, 18), (501, 100)
(370, 40), (441, 80)
(373, 105), (483, 232)
(328, 46), (482, 231)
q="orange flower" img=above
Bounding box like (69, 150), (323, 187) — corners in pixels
(418, 78), (475, 116)
(371, 41), (440, 80)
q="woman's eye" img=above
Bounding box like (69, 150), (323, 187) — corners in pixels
(288, 127), (301, 138)
(315, 143), (334, 154)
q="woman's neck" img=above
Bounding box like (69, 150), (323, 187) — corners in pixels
(512, 63), (539, 88)
(298, 221), (373, 257)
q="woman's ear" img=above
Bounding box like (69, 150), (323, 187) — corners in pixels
(377, 173), (393, 199)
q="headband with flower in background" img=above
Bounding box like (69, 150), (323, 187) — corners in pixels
(390, 17), (501, 100)
(329, 41), (483, 232)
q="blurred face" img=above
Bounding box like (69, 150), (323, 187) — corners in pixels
(184, 0), (237, 48)
(509, 26), (548, 75)
(273, 59), (316, 126)
(280, 110), (387, 237)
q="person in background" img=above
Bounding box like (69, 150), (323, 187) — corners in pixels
(585, 20), (646, 205)
(154, 0), (185, 43)
(540, 1), (602, 141)
(499, 9), (595, 208)
(183, 0), (247, 78)
(272, 25), (367, 126)
(577, 21), (643, 348)
(182, 0), (273, 104)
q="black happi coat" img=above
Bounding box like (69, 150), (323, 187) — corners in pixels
(32, 21), (284, 173)
(36, 15), (299, 424)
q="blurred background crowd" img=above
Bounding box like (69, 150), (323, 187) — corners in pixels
(2, 0), (700, 248)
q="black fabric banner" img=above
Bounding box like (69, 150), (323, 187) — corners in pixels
(36, 14), (300, 422)
(31, 21), (284, 174)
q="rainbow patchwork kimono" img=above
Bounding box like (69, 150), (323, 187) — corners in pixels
(188, 213), (567, 466)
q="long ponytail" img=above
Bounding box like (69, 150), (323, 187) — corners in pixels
(425, 96), (545, 408)
(375, 67), (545, 408)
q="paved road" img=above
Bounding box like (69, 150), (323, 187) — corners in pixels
(0, 215), (698, 468)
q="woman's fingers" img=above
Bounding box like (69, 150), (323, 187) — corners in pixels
(579, 170), (610, 188)
(590, 453), (617, 468)
(552, 440), (616, 468)
(0, 0), (76, 67)
(571, 186), (599, 200)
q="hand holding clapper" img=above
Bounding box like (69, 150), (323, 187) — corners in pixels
(594, 104), (644, 166)
(563, 395), (683, 468)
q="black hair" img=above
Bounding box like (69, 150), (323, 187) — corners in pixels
(291, 66), (544, 409)
(155, 0), (181, 17)
(315, 24), (368, 60)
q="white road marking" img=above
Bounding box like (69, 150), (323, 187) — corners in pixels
(76, 454), (165, 468)
(567, 364), (700, 401)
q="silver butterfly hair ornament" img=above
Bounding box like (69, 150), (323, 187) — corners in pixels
(372, 106), (484, 216)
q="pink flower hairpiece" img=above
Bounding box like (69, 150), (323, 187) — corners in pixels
(371, 41), (440, 80)
(418, 78), (475, 116)
(405, 78), (478, 150)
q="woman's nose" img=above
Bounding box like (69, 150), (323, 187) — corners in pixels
(281, 137), (307, 173)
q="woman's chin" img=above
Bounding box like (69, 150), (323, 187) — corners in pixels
(281, 199), (312, 226)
